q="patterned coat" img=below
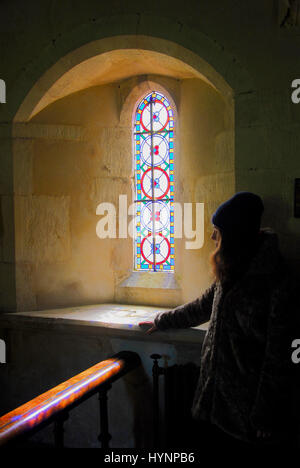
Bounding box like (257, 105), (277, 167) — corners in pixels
(154, 229), (295, 443)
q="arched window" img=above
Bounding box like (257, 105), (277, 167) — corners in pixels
(134, 91), (175, 272)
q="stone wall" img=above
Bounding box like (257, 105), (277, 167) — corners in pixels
(11, 73), (232, 310)
(0, 0), (299, 313)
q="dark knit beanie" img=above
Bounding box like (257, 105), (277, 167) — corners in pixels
(211, 192), (264, 237)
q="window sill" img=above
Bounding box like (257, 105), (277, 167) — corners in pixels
(0, 303), (208, 345)
(117, 271), (181, 290)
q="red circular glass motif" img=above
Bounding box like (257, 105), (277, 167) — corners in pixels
(140, 99), (170, 132)
(140, 167), (170, 200)
(140, 232), (171, 265)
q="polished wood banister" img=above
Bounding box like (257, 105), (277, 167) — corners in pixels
(0, 351), (140, 447)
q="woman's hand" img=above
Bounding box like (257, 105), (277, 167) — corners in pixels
(138, 321), (158, 334)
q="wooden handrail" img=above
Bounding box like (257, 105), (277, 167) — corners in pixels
(0, 351), (140, 447)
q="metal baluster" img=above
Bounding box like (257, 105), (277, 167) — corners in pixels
(54, 411), (68, 448)
(151, 353), (164, 448)
(98, 384), (112, 448)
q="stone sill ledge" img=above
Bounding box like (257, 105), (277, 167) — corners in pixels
(117, 272), (181, 290)
(0, 303), (208, 345)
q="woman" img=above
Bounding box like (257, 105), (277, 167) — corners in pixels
(139, 192), (295, 447)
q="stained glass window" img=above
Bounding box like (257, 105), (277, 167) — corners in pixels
(134, 91), (175, 272)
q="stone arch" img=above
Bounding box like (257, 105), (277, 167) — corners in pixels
(10, 24), (253, 123)
(119, 78), (178, 129)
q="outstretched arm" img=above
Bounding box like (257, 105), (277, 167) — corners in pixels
(153, 282), (216, 331)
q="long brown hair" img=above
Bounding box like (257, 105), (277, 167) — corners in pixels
(209, 228), (261, 286)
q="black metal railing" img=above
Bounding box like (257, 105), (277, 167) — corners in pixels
(151, 353), (200, 449)
(0, 351), (141, 448)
